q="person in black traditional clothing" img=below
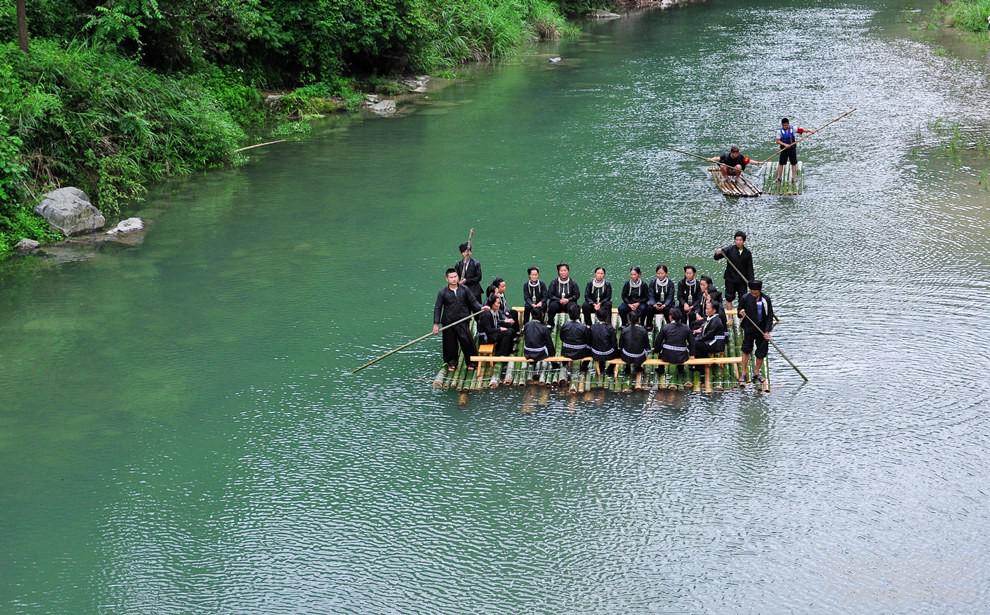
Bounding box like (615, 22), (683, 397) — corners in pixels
(454, 242), (483, 303)
(737, 280), (774, 385)
(678, 265), (700, 324)
(618, 312), (650, 375)
(714, 231), (754, 310)
(559, 311), (591, 371)
(647, 264), (675, 331)
(522, 308), (555, 362)
(476, 295), (515, 356)
(547, 263), (581, 325)
(582, 267), (613, 326)
(618, 266), (651, 326)
(654, 307), (691, 376)
(433, 268), (488, 372)
(589, 307), (618, 377)
(694, 276), (726, 328)
(692, 301), (726, 360)
(486, 277), (518, 334)
(522, 267), (549, 324)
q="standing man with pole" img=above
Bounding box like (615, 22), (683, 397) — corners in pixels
(434, 268), (488, 372)
(454, 234), (483, 303)
(737, 280), (774, 386)
(714, 231), (754, 311)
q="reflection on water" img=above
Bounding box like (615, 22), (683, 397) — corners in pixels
(2, 0), (990, 612)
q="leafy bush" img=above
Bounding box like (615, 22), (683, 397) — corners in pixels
(939, 0), (990, 32)
(0, 40), (243, 220)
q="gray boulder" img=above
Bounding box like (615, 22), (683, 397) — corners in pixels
(106, 217), (144, 235)
(34, 188), (105, 236)
(14, 238), (40, 253)
(367, 99), (397, 116)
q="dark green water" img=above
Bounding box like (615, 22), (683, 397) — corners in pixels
(3, 0), (990, 612)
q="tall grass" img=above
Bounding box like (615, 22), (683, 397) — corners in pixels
(938, 0), (990, 32)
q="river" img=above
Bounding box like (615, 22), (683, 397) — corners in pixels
(2, 0), (989, 612)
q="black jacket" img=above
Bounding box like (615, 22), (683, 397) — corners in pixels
(738, 292), (774, 334)
(476, 310), (505, 343)
(522, 280), (549, 308)
(714, 245), (754, 286)
(619, 324), (650, 364)
(548, 277), (580, 303)
(621, 281), (651, 306)
(694, 314), (726, 353)
(649, 277), (675, 311)
(454, 258), (483, 297)
(655, 321), (692, 363)
(434, 285), (483, 325)
(559, 320), (591, 359)
(523, 320), (555, 360)
(589, 322), (618, 360)
(678, 278), (701, 310)
(583, 281), (612, 306)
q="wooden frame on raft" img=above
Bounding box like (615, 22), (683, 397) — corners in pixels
(706, 167), (762, 197)
(430, 307), (771, 395)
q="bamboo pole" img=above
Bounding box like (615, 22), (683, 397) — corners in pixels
(755, 108), (857, 165)
(234, 139), (286, 153)
(352, 309), (485, 373)
(737, 308), (808, 382)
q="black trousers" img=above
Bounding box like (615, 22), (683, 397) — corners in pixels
(618, 302), (650, 326)
(442, 322), (478, 367)
(581, 301), (613, 325)
(523, 305), (545, 324)
(491, 330), (516, 356)
(548, 299), (580, 324)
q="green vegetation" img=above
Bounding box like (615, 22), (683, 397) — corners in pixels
(934, 0), (990, 33)
(0, 0), (584, 257)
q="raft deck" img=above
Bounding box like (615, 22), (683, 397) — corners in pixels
(707, 167), (762, 197)
(431, 307), (770, 394)
(761, 162), (805, 195)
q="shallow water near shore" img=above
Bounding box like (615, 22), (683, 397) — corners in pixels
(2, 0), (990, 612)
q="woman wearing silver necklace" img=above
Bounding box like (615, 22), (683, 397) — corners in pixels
(582, 266), (613, 326)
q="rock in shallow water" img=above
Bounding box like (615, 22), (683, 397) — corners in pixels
(367, 99), (397, 116)
(106, 217), (144, 235)
(33, 187), (105, 236)
(14, 238), (40, 253)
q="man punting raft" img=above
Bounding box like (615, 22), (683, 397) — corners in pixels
(673, 108), (855, 197)
(714, 231), (753, 311)
(737, 280), (774, 386)
(433, 268), (489, 373)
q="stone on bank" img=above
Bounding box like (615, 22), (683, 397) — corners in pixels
(33, 187), (106, 236)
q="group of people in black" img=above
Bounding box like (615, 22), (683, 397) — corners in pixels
(433, 231), (776, 386)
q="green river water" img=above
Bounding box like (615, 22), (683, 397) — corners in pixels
(2, 0), (990, 612)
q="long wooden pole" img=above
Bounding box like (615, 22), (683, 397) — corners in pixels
(670, 146), (760, 174)
(717, 249), (780, 324)
(757, 108), (856, 164)
(352, 309), (485, 374)
(737, 307), (808, 381)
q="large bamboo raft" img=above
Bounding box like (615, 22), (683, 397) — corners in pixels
(706, 167), (762, 197)
(761, 162), (805, 195)
(431, 307), (770, 395)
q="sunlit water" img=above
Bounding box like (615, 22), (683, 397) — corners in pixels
(2, 0), (989, 612)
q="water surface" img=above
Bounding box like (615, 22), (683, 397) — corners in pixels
(2, 0), (989, 612)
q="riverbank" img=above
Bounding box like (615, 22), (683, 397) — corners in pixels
(0, 0), (581, 258)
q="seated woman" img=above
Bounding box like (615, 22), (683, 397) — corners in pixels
(476, 296), (515, 356)
(692, 301), (726, 360)
(522, 308), (556, 362)
(589, 307), (618, 377)
(486, 277), (518, 334)
(582, 266), (613, 326)
(654, 308), (692, 376)
(618, 312), (650, 375)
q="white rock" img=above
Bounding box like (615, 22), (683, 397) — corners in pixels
(106, 217), (144, 235)
(368, 99), (397, 116)
(14, 238), (40, 253)
(33, 187), (105, 236)
(549, 57), (562, 64)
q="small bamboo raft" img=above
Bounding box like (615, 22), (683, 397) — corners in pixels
(431, 307), (771, 395)
(706, 167), (762, 197)
(762, 162), (805, 196)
